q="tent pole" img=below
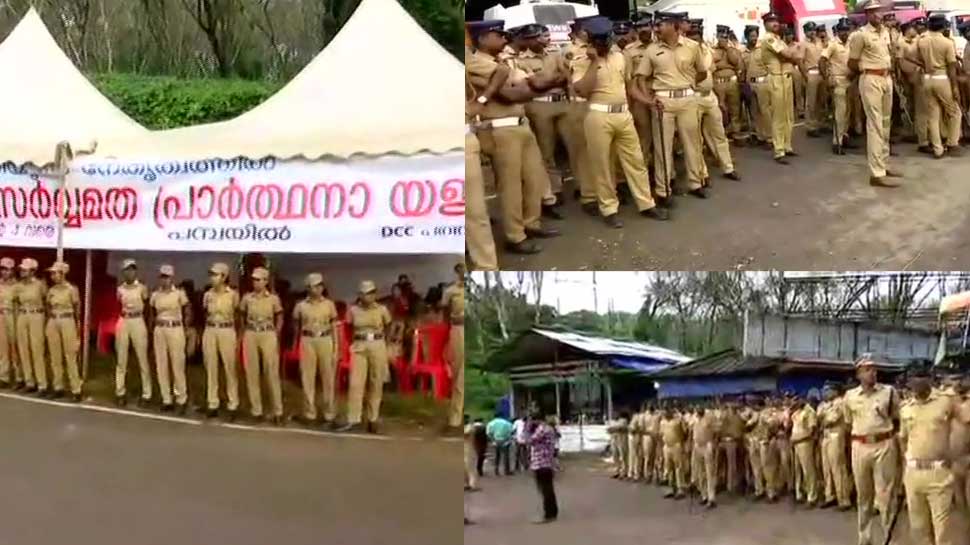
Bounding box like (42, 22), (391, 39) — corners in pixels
(53, 142), (73, 262)
(509, 384), (515, 419)
(81, 249), (92, 379)
(554, 380), (561, 422)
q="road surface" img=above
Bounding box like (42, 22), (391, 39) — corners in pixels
(0, 394), (460, 545)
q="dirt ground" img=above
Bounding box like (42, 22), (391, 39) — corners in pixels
(464, 454), (970, 545)
(488, 127), (970, 271)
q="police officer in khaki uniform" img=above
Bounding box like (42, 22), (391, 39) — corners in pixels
(821, 21), (856, 154)
(239, 267), (284, 425)
(802, 22), (825, 137)
(466, 20), (561, 255)
(627, 406), (644, 480)
(465, 67), (501, 271)
(564, 17), (599, 214)
(15, 258), (46, 395)
(713, 25), (743, 139)
(660, 406), (688, 498)
(743, 399), (768, 498)
(849, 1), (903, 187)
(608, 412), (630, 478)
(643, 404), (662, 483)
(636, 11), (709, 203)
(340, 280), (392, 434)
(843, 356), (901, 545)
(719, 401), (746, 494)
(116, 260), (152, 406)
(918, 13), (964, 158)
(573, 16), (666, 228)
(625, 17), (655, 166)
(900, 19), (931, 152)
(150, 265), (189, 414)
(791, 397), (819, 506)
(691, 406), (720, 508)
(819, 383), (853, 510)
(45, 261), (82, 402)
(899, 368), (962, 545)
(292, 272), (339, 427)
(742, 26), (773, 146)
(202, 262), (240, 419)
(0, 257), (18, 388)
(443, 263), (465, 431)
(761, 13), (800, 163)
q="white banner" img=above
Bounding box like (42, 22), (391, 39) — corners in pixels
(0, 153), (464, 253)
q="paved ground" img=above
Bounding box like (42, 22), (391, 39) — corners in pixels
(490, 126), (970, 270)
(0, 395), (460, 545)
(465, 454), (970, 545)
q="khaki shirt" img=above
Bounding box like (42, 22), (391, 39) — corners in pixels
(898, 37), (922, 78)
(743, 44), (768, 79)
(150, 287), (188, 321)
(15, 278), (46, 311)
(517, 48), (567, 94)
(443, 282), (464, 321)
(623, 40), (651, 81)
(46, 282), (79, 314)
(117, 281), (148, 314)
(713, 46), (739, 78)
(203, 287), (239, 323)
(803, 41), (822, 70)
(918, 31), (956, 74)
(901, 392), (955, 461)
(0, 280), (17, 313)
(720, 410), (745, 439)
(791, 405), (818, 441)
(822, 39), (852, 79)
(465, 49), (525, 119)
(629, 412), (643, 434)
(951, 397), (970, 459)
(293, 297), (338, 333)
(694, 43), (715, 93)
(844, 384), (900, 436)
(582, 50), (629, 104)
(848, 23), (892, 71)
(240, 291), (283, 326)
(760, 32), (787, 74)
(645, 411), (662, 435)
(636, 36), (706, 91)
(692, 412), (719, 445)
(819, 398), (848, 431)
(349, 303), (391, 333)
(660, 415), (686, 445)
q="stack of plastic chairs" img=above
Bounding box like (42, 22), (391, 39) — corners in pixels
(409, 321), (451, 399)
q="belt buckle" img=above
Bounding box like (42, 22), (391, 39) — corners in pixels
(365, 332), (376, 341)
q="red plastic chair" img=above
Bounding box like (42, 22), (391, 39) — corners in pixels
(391, 348), (412, 394)
(335, 322), (353, 392)
(282, 337), (301, 381)
(409, 322), (451, 400)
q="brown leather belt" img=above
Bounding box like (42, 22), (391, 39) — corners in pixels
(851, 431), (894, 444)
(206, 321), (234, 328)
(50, 312), (74, 320)
(906, 459), (949, 470)
(791, 436), (813, 445)
(863, 68), (889, 77)
(121, 311), (143, 319)
(301, 329), (332, 338)
(246, 324), (275, 332)
(19, 308), (44, 315)
(353, 332), (384, 341)
(156, 320), (182, 328)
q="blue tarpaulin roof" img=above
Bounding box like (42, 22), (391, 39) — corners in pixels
(610, 357), (673, 374)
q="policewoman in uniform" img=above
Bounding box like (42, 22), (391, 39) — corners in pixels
(848, 1), (903, 187)
(339, 280), (391, 434)
(0, 257), (19, 388)
(45, 261), (82, 401)
(202, 262), (240, 419)
(292, 272), (339, 427)
(239, 267), (284, 425)
(116, 259), (152, 406)
(15, 258), (46, 395)
(149, 265), (190, 414)
(443, 263), (466, 431)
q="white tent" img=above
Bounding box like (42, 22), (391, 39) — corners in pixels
(103, 0), (463, 161)
(0, 8), (147, 167)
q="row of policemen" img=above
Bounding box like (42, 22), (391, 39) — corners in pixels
(606, 357), (970, 545)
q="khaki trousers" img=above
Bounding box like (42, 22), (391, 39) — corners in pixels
(692, 442), (717, 502)
(346, 339), (388, 424)
(448, 324), (464, 428)
(203, 327), (239, 411)
(526, 101), (570, 203)
(564, 102), (596, 205)
(46, 317), (81, 395)
(822, 430), (852, 507)
(300, 335), (336, 421)
(850, 78), (865, 134)
(951, 456), (970, 516)
(154, 325), (187, 406)
(628, 433), (643, 479)
(612, 433), (629, 475)
(631, 102), (654, 166)
(752, 80), (773, 142)
(663, 442), (687, 493)
(832, 76), (851, 145)
(748, 437), (766, 496)
(912, 76), (931, 147)
(722, 439), (741, 493)
(116, 317), (152, 399)
(793, 69), (805, 117)
(643, 434), (657, 482)
(0, 314), (16, 383)
(859, 73), (893, 178)
(465, 442), (478, 489)
(769, 74), (795, 157)
(584, 109), (656, 215)
(761, 439), (781, 499)
(243, 330), (282, 417)
(697, 92), (735, 175)
(904, 466), (956, 545)
(924, 76), (962, 156)
(16, 313), (45, 390)
(805, 71), (823, 131)
(465, 132), (498, 271)
(851, 438), (899, 545)
(477, 124), (545, 244)
(651, 95), (704, 196)
(794, 439), (819, 503)
(714, 77), (742, 135)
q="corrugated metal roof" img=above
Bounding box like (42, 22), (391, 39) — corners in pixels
(531, 328), (691, 364)
(651, 349), (775, 378)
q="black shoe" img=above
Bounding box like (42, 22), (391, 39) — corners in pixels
(640, 207), (670, 221)
(161, 404), (174, 413)
(841, 139), (858, 149)
(37, 389), (49, 398)
(656, 196), (675, 209)
(206, 408), (219, 419)
(322, 419), (336, 430)
(918, 145), (934, 155)
(806, 129), (820, 138)
(785, 150), (799, 157)
(176, 404), (188, 416)
(524, 226), (561, 239)
(14, 381), (24, 391)
(271, 416), (284, 427)
(366, 421), (380, 434)
(72, 393), (82, 403)
(292, 415), (316, 426)
(52, 390), (65, 400)
(137, 397), (150, 408)
(336, 423), (364, 433)
(832, 144), (844, 155)
(603, 213), (623, 229)
(116, 395), (127, 407)
(504, 240), (542, 254)
(947, 146), (963, 157)
(225, 410), (237, 423)
(689, 187), (708, 199)
(581, 202), (599, 216)
(0, 380), (8, 390)
(25, 385), (37, 393)
(774, 156), (790, 165)
(707, 501), (717, 509)
(541, 204), (564, 220)
(724, 171), (741, 181)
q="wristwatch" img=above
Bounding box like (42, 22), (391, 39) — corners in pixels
(477, 95), (488, 104)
